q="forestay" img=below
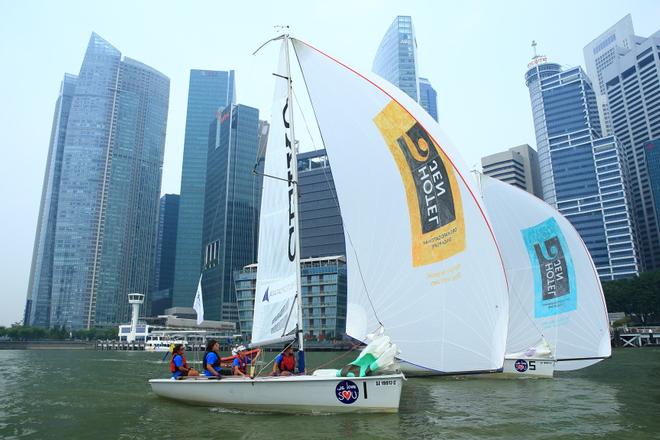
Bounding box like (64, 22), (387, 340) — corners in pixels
(291, 39), (509, 373)
(480, 175), (611, 370)
(251, 43), (299, 347)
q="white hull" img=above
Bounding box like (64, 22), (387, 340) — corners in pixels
(149, 373), (403, 413)
(500, 357), (554, 378)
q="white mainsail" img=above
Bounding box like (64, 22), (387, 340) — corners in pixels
(291, 39), (509, 373)
(251, 43), (300, 347)
(479, 175), (611, 371)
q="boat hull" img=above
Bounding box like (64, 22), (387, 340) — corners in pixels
(149, 373), (403, 413)
(398, 358), (554, 378)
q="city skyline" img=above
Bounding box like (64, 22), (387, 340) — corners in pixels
(2, 1), (660, 326)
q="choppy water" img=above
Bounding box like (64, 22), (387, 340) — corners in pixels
(0, 348), (658, 439)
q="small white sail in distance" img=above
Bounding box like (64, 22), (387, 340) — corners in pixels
(193, 275), (204, 325)
(251, 42), (299, 347)
(291, 38), (510, 374)
(479, 175), (611, 370)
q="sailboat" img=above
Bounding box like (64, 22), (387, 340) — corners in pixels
(478, 174), (611, 377)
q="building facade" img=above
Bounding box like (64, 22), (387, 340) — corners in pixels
(235, 256), (347, 342)
(201, 104), (261, 322)
(525, 61), (638, 280)
(583, 14), (637, 136)
(151, 194), (180, 316)
(373, 15), (419, 102)
(29, 34), (170, 329)
(603, 30), (660, 271)
(418, 77), (438, 121)
(297, 149), (346, 259)
(24, 74), (77, 327)
(481, 144), (543, 198)
(172, 70), (236, 307)
(646, 139), (660, 230)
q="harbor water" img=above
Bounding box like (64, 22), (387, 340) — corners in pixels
(0, 347), (658, 439)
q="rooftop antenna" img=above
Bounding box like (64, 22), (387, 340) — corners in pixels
(531, 40), (538, 58)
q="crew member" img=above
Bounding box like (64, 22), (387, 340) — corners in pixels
(203, 339), (222, 378)
(232, 345), (252, 377)
(170, 344), (195, 379)
(272, 345), (296, 376)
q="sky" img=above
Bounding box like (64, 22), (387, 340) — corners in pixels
(0, 0), (659, 326)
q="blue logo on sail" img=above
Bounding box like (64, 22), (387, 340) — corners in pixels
(262, 287), (270, 302)
(521, 217), (577, 318)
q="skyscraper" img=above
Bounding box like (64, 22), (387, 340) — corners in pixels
(297, 149), (346, 259)
(24, 74), (77, 327)
(201, 104), (260, 322)
(602, 30), (660, 271)
(151, 194), (180, 316)
(481, 144), (543, 198)
(418, 77), (438, 121)
(27, 33), (170, 330)
(172, 70), (235, 307)
(646, 139), (660, 235)
(373, 16), (419, 101)
(525, 58), (639, 280)
(583, 14), (637, 136)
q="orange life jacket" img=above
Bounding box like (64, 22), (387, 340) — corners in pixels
(278, 354), (296, 372)
(169, 354), (188, 373)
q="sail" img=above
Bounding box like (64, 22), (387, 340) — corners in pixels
(251, 42), (299, 347)
(479, 175), (611, 370)
(291, 39), (509, 373)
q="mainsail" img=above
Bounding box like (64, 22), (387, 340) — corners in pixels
(479, 175), (611, 370)
(251, 43), (300, 347)
(291, 39), (509, 373)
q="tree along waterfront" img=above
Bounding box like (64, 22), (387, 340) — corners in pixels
(602, 269), (660, 325)
(0, 325), (118, 341)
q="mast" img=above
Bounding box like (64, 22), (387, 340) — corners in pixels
(283, 33), (306, 372)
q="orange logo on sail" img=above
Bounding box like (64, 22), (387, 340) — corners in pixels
(374, 101), (465, 266)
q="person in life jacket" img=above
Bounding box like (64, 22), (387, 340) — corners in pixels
(202, 339), (222, 378)
(232, 345), (252, 377)
(169, 344), (199, 379)
(272, 344), (296, 376)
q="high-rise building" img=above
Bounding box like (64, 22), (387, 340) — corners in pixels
(27, 34), (170, 330)
(24, 74), (77, 327)
(602, 30), (660, 271)
(373, 16), (419, 102)
(298, 149), (346, 259)
(481, 144), (543, 198)
(172, 70), (235, 307)
(201, 104), (260, 322)
(418, 77), (438, 121)
(646, 139), (660, 234)
(235, 256), (347, 342)
(151, 194), (180, 316)
(583, 14), (637, 136)
(525, 59), (639, 280)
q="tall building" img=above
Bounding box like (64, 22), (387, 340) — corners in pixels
(151, 194), (180, 316)
(481, 144), (543, 198)
(298, 149), (346, 259)
(418, 77), (438, 121)
(24, 74), (77, 327)
(602, 30), (660, 271)
(201, 104), (260, 322)
(173, 70), (235, 307)
(373, 16), (439, 121)
(26, 34), (170, 329)
(525, 58), (639, 280)
(583, 14), (637, 136)
(646, 139), (660, 233)
(235, 256), (347, 342)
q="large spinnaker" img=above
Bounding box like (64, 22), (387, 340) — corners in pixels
(252, 42), (299, 347)
(480, 175), (611, 370)
(291, 39), (509, 373)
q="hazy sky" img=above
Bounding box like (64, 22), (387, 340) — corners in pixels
(1, 0), (658, 326)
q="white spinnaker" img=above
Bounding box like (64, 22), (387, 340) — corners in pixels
(292, 39), (509, 373)
(251, 42), (298, 347)
(480, 175), (611, 370)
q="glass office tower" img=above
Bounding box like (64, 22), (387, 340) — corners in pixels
(151, 194), (180, 316)
(526, 60), (639, 280)
(201, 104), (260, 322)
(173, 70), (235, 307)
(419, 77), (438, 121)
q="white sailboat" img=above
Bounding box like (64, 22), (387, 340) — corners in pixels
(478, 175), (611, 377)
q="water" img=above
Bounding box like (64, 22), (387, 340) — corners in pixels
(0, 348), (658, 439)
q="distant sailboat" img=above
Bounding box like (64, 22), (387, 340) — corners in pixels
(478, 174), (611, 377)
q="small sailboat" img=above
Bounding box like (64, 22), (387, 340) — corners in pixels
(150, 34), (404, 413)
(478, 174), (611, 377)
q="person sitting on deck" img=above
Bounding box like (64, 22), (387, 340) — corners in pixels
(272, 345), (296, 376)
(232, 345), (252, 377)
(170, 344), (198, 379)
(202, 339), (222, 378)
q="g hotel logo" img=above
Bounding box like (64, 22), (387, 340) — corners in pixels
(374, 101), (465, 266)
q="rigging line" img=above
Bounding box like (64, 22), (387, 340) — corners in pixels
(255, 340), (295, 376)
(289, 55), (384, 327)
